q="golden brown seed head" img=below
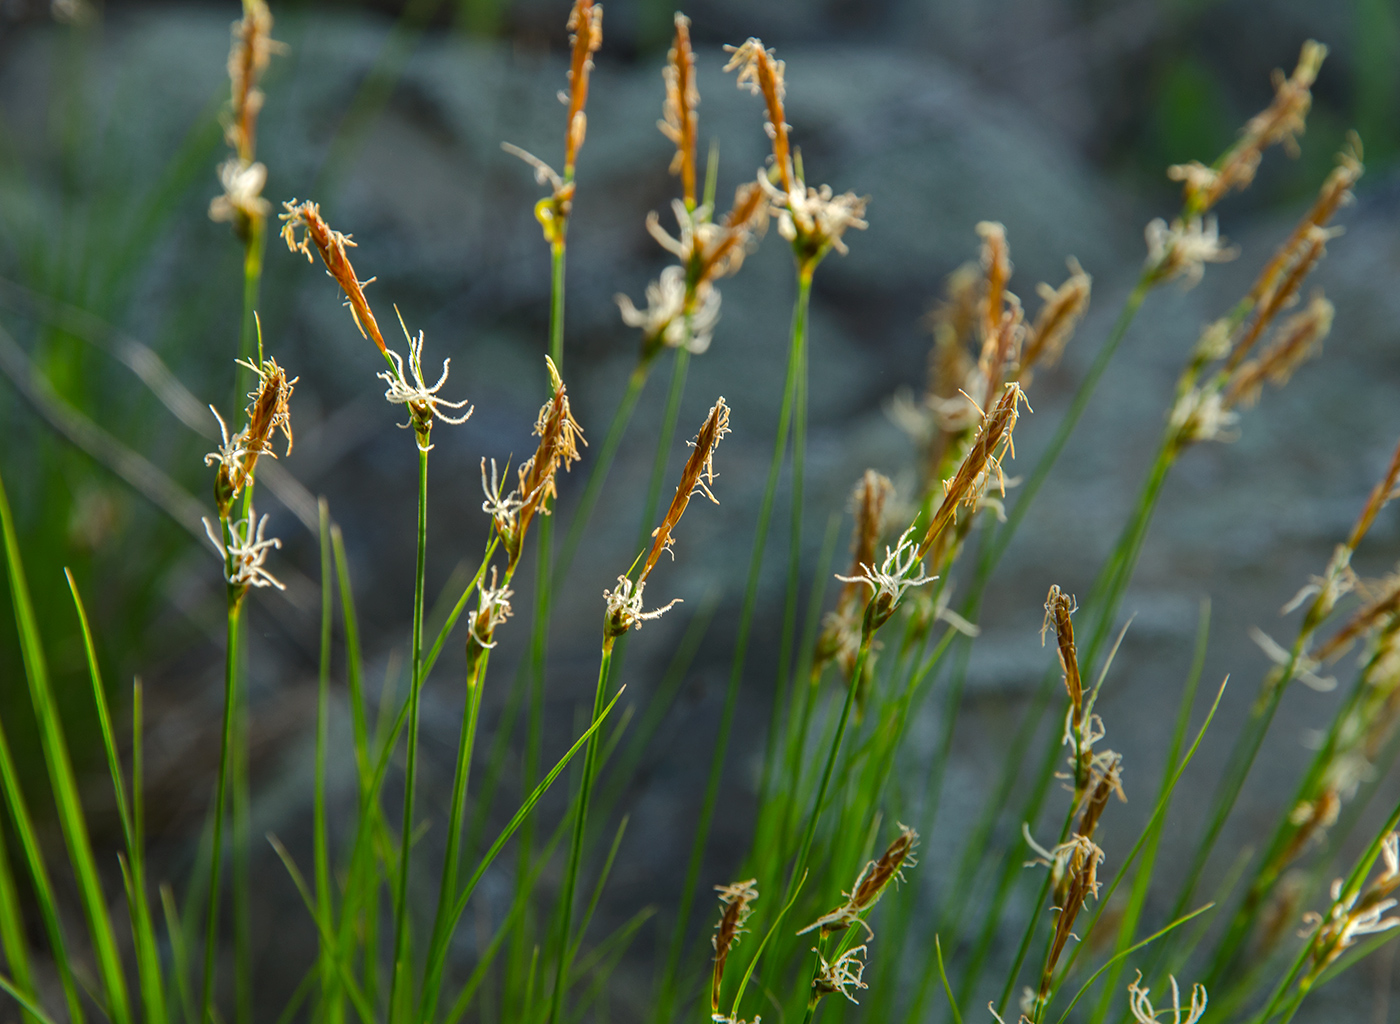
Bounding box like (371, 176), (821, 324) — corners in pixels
(1225, 292), (1333, 409)
(711, 878), (758, 1012)
(1042, 585), (1082, 718)
(640, 397), (730, 582)
(918, 383), (1029, 563)
(1020, 258), (1092, 379)
(226, 0), (282, 163)
(660, 13), (699, 206)
(976, 221), (1012, 350)
(564, 0), (603, 177)
(1171, 40), (1327, 215)
(508, 357), (586, 568)
(279, 200), (387, 355)
(235, 355), (296, 490)
(724, 38), (793, 194)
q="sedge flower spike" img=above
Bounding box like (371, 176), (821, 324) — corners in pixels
(710, 879), (758, 1012)
(378, 319), (472, 450)
(203, 512), (284, 591)
(835, 526), (936, 631)
(799, 823), (918, 938)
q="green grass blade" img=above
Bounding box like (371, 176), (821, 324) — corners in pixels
(0, 468), (130, 1024)
(1049, 903), (1213, 1024)
(65, 569), (168, 1024)
(935, 936), (964, 1024)
(0, 973), (60, 1024)
(0, 821), (39, 1024)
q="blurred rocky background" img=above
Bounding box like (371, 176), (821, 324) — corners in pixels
(1, 0), (1399, 1021)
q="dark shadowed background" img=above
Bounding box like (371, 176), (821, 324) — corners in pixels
(1, 0), (1399, 1020)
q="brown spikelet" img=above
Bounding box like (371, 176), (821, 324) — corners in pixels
(226, 0), (281, 163)
(1225, 293), (1333, 408)
(1171, 41), (1327, 214)
(235, 356), (296, 490)
(1043, 585), (1082, 718)
(835, 471), (894, 609)
(1315, 578), (1400, 664)
(697, 182), (771, 284)
(798, 824), (919, 938)
(1347, 434), (1400, 550)
(976, 221), (1012, 350)
(851, 824), (918, 912)
(711, 879), (758, 1012)
(1247, 138), (1361, 311)
(917, 383), (1029, 563)
(279, 201), (387, 355)
(1039, 837), (1103, 999)
(563, 0), (603, 177)
(660, 13), (699, 207)
(1226, 224), (1333, 374)
(1075, 752), (1125, 840)
(1020, 258), (1092, 379)
(641, 397), (731, 581)
(724, 38), (794, 194)
(510, 357), (586, 569)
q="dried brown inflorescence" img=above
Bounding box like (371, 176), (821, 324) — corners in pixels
(209, 0), (283, 237)
(815, 471), (894, 682)
(280, 200), (388, 355)
(711, 878), (758, 1012)
(917, 382), (1029, 566)
(484, 357), (586, 573)
(798, 823), (918, 939)
(1166, 139), (1361, 449)
(896, 229), (1085, 511)
(725, 38), (868, 270)
(563, 0), (603, 179)
(1169, 41), (1327, 216)
(1037, 835), (1104, 1002)
(659, 13), (699, 207)
(502, 0), (603, 245)
(640, 397), (730, 581)
(604, 398), (729, 638)
(1019, 258), (1092, 381)
(207, 355), (296, 516)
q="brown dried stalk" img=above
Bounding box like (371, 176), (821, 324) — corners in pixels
(280, 200), (387, 355)
(711, 879), (758, 1012)
(1039, 836), (1104, 1000)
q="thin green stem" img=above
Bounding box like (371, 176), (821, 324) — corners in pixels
(201, 586), (243, 1024)
(547, 641), (616, 1024)
(550, 241), (566, 369)
(420, 648), (492, 1024)
(652, 271), (811, 1024)
(389, 445), (431, 1024)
